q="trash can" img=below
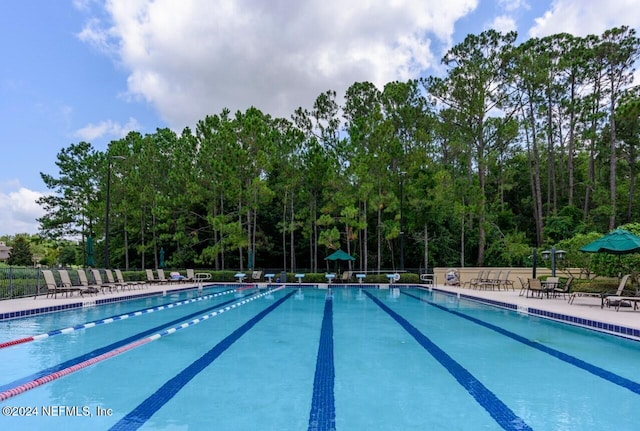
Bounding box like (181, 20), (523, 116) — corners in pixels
(280, 271), (287, 283)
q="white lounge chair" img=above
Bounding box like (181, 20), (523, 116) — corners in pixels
(569, 274), (631, 308)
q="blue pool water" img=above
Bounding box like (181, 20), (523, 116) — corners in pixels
(0, 285), (639, 430)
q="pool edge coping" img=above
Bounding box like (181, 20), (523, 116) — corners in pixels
(429, 286), (640, 342)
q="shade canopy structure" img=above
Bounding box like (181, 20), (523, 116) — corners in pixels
(579, 228), (640, 255)
(86, 236), (95, 267)
(324, 249), (356, 261)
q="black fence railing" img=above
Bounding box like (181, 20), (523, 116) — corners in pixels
(0, 266), (153, 300)
(0, 266), (427, 301)
(0, 266), (44, 299)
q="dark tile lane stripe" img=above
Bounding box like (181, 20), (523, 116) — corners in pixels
(110, 290), (296, 431)
(0, 288), (236, 349)
(0, 293), (253, 393)
(402, 291), (640, 396)
(308, 295), (335, 431)
(365, 290), (533, 431)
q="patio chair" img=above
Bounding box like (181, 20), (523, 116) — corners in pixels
(105, 269), (134, 291)
(550, 276), (573, 299)
(498, 270), (513, 291)
(463, 270), (485, 289)
(40, 269), (68, 299)
(251, 270), (263, 281)
(90, 269), (119, 293)
(569, 274), (630, 308)
(526, 278), (545, 299)
(479, 271), (501, 290)
(114, 268), (144, 290)
(613, 291), (640, 311)
(341, 271), (352, 283)
(58, 269), (85, 297)
(602, 274), (633, 308)
(184, 268), (195, 283)
(157, 269), (180, 284)
(77, 270), (102, 295)
(543, 276), (560, 296)
(146, 269), (166, 285)
(517, 276), (529, 296)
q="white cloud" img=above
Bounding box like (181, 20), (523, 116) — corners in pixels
(0, 182), (45, 235)
(81, 0), (478, 127)
(529, 0), (640, 38)
(74, 117), (141, 141)
(498, 0), (529, 13)
(488, 15), (517, 34)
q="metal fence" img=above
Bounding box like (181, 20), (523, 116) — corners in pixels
(0, 266), (427, 301)
(0, 266), (143, 300)
(0, 266), (44, 299)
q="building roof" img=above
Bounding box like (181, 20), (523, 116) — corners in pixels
(0, 242), (12, 261)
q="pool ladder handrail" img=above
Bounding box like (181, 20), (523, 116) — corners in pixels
(195, 273), (212, 291)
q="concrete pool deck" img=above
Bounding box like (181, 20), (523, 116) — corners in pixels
(0, 282), (638, 341)
(431, 283), (640, 341)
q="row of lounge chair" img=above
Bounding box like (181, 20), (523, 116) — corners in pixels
(40, 267), (282, 299)
(463, 270), (514, 291)
(39, 268), (193, 299)
(568, 273), (640, 310)
(144, 268), (196, 284)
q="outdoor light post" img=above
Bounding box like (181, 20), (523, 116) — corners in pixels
(104, 155), (125, 269)
(399, 171), (407, 271)
(541, 245), (566, 277)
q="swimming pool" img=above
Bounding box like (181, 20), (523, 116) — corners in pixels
(0, 285), (639, 430)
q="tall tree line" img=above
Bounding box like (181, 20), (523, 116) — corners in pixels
(37, 27), (640, 271)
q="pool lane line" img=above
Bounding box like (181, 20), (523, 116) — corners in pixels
(308, 294), (336, 431)
(402, 291), (640, 396)
(0, 287), (282, 397)
(365, 291), (533, 431)
(110, 288), (295, 431)
(0, 286), (285, 402)
(0, 288), (238, 350)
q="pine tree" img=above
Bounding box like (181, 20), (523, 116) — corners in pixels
(7, 236), (33, 266)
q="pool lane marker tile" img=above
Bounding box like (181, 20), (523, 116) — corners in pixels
(0, 288), (280, 398)
(404, 291), (640, 396)
(432, 287), (640, 340)
(308, 295), (336, 431)
(0, 289), (236, 349)
(365, 291), (532, 431)
(109, 289), (295, 431)
(0, 285), (218, 322)
(0, 302), (83, 321)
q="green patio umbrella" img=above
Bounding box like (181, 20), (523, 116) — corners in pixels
(324, 249), (356, 261)
(579, 228), (640, 254)
(580, 228), (640, 277)
(159, 247), (165, 268)
(324, 249), (356, 274)
(86, 236), (95, 267)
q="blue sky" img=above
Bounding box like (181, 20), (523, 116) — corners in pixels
(1, 0), (638, 235)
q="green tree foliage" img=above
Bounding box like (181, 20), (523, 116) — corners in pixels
(37, 142), (100, 239)
(59, 245), (79, 267)
(32, 26), (640, 276)
(7, 235), (33, 266)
